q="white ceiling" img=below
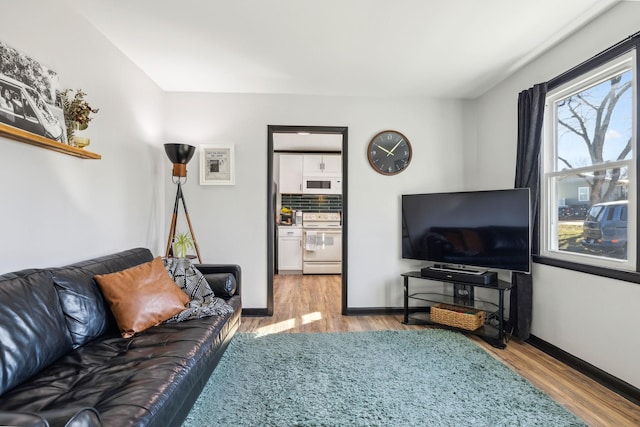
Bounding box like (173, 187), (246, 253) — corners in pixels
(69, 0), (623, 99)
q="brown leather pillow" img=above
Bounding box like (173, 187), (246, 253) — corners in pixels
(94, 257), (189, 338)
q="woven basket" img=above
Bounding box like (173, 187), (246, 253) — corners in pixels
(430, 303), (485, 331)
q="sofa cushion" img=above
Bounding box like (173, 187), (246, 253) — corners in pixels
(70, 248), (155, 335)
(94, 257), (190, 338)
(70, 248), (154, 277)
(0, 407), (103, 427)
(0, 269), (73, 396)
(0, 411), (47, 427)
(52, 268), (108, 348)
(0, 296), (241, 427)
(202, 273), (237, 297)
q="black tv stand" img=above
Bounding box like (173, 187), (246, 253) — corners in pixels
(421, 266), (498, 285)
(401, 271), (512, 348)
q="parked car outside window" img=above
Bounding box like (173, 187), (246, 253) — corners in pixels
(581, 201), (628, 258)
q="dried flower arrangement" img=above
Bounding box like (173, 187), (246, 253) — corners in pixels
(61, 89), (99, 142)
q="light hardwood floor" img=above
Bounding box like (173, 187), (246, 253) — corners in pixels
(239, 274), (640, 427)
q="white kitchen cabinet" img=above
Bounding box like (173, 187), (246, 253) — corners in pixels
(303, 154), (341, 176)
(278, 227), (303, 273)
(319, 154), (341, 175)
(279, 154), (303, 194)
(303, 155), (323, 175)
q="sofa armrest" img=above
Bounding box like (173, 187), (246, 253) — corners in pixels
(195, 264), (241, 297)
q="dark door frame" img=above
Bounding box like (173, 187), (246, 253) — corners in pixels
(267, 125), (348, 315)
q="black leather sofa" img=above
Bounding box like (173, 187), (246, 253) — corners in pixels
(0, 248), (241, 427)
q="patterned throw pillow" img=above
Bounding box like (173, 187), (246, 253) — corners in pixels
(163, 257), (213, 300)
(162, 257), (234, 322)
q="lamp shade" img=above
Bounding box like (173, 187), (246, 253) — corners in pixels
(164, 143), (195, 177)
(164, 143), (195, 164)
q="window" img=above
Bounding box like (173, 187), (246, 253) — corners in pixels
(578, 187), (589, 202)
(541, 49), (637, 271)
(24, 99), (37, 121)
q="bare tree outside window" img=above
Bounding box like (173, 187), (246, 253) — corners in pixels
(555, 70), (632, 205)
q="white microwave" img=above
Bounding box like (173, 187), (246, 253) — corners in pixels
(302, 176), (342, 194)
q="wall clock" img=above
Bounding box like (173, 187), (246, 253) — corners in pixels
(367, 130), (412, 175)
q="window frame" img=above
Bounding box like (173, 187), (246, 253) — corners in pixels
(536, 34), (640, 282)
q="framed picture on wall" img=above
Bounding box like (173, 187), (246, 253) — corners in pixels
(200, 144), (235, 185)
(0, 40), (67, 144)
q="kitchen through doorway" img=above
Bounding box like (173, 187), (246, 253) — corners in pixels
(267, 125), (348, 316)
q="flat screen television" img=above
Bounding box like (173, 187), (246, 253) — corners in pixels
(402, 189), (531, 273)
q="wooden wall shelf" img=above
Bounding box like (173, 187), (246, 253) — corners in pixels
(0, 123), (101, 159)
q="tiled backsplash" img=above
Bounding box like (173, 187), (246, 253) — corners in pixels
(281, 194), (342, 212)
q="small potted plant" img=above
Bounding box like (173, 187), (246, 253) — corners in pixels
(172, 232), (195, 259)
(61, 89), (99, 146)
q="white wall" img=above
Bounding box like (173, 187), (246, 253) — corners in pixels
(471, 2), (640, 388)
(0, 0), (165, 272)
(163, 93), (465, 309)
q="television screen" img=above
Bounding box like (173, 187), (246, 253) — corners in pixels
(402, 189), (531, 273)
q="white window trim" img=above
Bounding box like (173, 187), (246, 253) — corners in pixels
(541, 50), (637, 271)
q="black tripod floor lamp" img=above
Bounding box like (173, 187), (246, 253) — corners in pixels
(164, 143), (202, 263)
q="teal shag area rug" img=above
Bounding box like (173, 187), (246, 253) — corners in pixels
(183, 330), (586, 426)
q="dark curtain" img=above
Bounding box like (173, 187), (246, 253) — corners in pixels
(511, 83), (547, 340)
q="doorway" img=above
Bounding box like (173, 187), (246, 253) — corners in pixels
(267, 125), (348, 316)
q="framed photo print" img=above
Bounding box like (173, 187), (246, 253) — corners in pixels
(0, 40), (67, 144)
(200, 144), (235, 185)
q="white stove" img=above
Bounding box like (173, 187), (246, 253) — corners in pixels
(302, 212), (342, 274)
(302, 212), (342, 229)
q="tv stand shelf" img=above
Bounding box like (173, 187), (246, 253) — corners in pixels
(401, 271), (512, 349)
